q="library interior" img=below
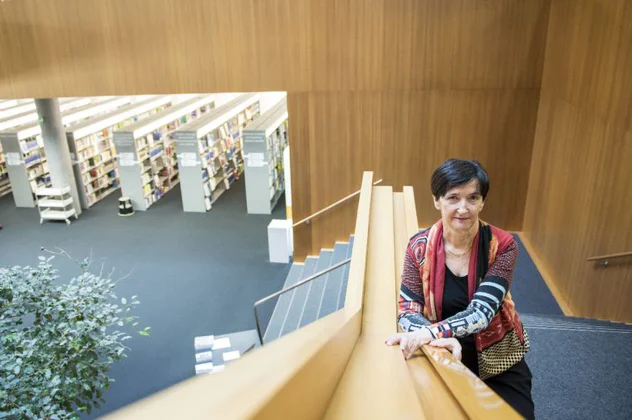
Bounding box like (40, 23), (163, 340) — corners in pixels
(0, 1), (631, 420)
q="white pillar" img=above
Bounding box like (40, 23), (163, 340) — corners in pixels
(35, 98), (82, 216)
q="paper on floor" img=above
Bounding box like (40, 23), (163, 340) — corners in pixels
(194, 335), (214, 351)
(212, 337), (231, 350)
(222, 350), (240, 362)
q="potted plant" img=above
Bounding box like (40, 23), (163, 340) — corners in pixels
(0, 249), (149, 419)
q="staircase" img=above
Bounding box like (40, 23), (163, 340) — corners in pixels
(521, 313), (632, 333)
(264, 236), (354, 343)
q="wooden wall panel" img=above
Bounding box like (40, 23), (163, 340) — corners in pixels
(523, 0), (632, 322)
(0, 0), (549, 97)
(290, 89), (540, 259)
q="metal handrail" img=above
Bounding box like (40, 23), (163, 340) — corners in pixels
(253, 257), (352, 345)
(292, 179), (382, 228)
(587, 251), (632, 267)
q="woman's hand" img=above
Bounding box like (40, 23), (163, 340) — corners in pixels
(428, 338), (462, 361)
(385, 327), (434, 360)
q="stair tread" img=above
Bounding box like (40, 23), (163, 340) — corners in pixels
(337, 235), (354, 310)
(263, 263), (305, 343)
(279, 257), (319, 338)
(521, 314), (631, 330)
(298, 250), (335, 328)
(317, 243), (349, 319)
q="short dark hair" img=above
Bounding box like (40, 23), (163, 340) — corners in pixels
(430, 159), (489, 200)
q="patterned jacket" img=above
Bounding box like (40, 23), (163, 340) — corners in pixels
(398, 220), (529, 379)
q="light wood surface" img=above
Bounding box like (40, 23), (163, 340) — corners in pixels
(0, 0), (549, 98)
(523, 0), (632, 322)
(393, 192), (407, 302)
(290, 89), (542, 259)
(342, 172), (374, 312)
(324, 186), (426, 419)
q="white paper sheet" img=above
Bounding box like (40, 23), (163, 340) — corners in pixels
(194, 335), (215, 351)
(212, 337), (231, 350)
(195, 351), (213, 363)
(5, 153), (22, 166)
(195, 362), (214, 375)
(247, 153), (265, 167)
(222, 350), (240, 362)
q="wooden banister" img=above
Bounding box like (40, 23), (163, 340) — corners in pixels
(587, 251), (632, 262)
(324, 186), (426, 419)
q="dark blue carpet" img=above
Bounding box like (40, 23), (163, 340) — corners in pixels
(0, 180), (290, 417)
(525, 327), (632, 420)
(512, 234), (564, 316)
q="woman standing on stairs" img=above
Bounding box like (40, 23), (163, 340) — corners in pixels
(386, 159), (534, 419)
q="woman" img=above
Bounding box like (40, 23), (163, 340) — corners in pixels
(386, 159), (534, 419)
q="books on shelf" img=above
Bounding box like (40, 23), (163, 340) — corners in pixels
(242, 96), (288, 215)
(173, 93), (262, 213)
(66, 96), (174, 209)
(113, 95), (215, 211)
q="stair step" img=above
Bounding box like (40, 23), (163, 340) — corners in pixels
(298, 250), (334, 328)
(317, 242), (350, 319)
(263, 263), (305, 343)
(279, 257), (319, 338)
(337, 235), (354, 310)
(521, 314), (632, 331)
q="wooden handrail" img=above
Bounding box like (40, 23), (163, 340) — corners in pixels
(106, 172), (375, 419)
(587, 251), (632, 262)
(292, 179), (382, 228)
(324, 186), (426, 418)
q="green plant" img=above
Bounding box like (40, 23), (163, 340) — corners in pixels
(0, 250), (149, 419)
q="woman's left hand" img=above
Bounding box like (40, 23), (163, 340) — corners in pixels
(428, 338), (462, 361)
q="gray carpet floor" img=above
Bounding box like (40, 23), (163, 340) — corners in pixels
(1, 187), (630, 419)
(0, 180), (290, 418)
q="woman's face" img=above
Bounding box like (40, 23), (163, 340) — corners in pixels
(434, 180), (484, 233)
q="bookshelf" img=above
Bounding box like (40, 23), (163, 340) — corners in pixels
(66, 96), (172, 209)
(242, 98), (288, 214)
(113, 95), (215, 211)
(174, 93), (261, 212)
(0, 98), (133, 207)
(0, 142), (10, 197)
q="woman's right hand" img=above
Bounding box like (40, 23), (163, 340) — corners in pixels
(385, 327), (434, 359)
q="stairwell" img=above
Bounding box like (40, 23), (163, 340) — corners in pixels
(264, 236), (354, 343)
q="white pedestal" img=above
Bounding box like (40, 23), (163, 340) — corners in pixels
(268, 219), (292, 264)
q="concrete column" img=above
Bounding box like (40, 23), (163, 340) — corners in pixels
(35, 98), (82, 216)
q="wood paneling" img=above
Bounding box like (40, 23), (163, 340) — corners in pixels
(290, 89), (540, 258)
(0, 0), (549, 97)
(523, 0), (632, 322)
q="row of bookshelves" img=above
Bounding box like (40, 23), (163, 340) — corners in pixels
(67, 95), (173, 208)
(0, 97), (138, 208)
(113, 95), (215, 211)
(174, 93), (261, 212)
(242, 97), (288, 215)
(0, 93), (290, 218)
